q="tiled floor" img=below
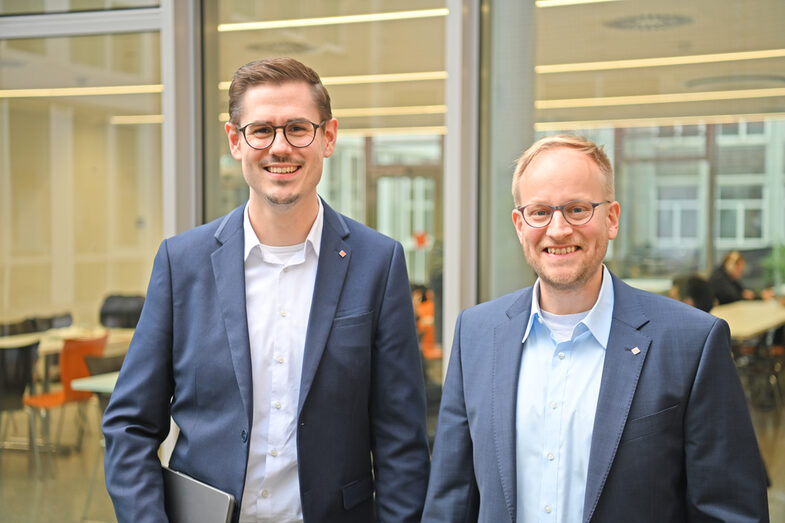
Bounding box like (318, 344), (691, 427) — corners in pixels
(1, 377), (784, 523)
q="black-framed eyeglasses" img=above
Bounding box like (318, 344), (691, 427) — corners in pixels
(236, 119), (327, 150)
(516, 200), (611, 228)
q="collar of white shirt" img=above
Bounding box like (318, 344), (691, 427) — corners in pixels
(522, 265), (615, 348)
(242, 197), (324, 262)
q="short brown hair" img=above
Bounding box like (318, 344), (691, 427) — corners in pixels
(511, 134), (614, 206)
(228, 57), (332, 125)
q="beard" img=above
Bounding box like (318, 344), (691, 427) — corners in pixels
(525, 237), (609, 293)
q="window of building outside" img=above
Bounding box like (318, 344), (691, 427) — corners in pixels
(480, 0), (785, 300)
(202, 0), (447, 437)
(0, 30), (162, 324)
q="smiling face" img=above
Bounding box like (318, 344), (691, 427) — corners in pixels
(512, 147), (620, 307)
(225, 81), (337, 211)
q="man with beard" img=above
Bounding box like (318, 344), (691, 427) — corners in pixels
(103, 57), (429, 523)
(422, 134), (768, 522)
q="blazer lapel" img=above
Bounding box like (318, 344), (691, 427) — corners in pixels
(582, 276), (652, 522)
(211, 205), (253, 423)
(298, 201), (351, 414)
(492, 288), (532, 522)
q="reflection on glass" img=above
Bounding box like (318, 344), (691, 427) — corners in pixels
(0, 32), (162, 323)
(205, 0), (446, 438)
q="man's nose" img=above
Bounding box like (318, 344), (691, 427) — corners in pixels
(268, 128), (291, 153)
(547, 209), (574, 236)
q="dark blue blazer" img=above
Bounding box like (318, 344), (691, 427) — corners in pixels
(422, 274), (769, 522)
(103, 200), (430, 522)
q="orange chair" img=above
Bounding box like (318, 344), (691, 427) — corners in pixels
(24, 334), (108, 466)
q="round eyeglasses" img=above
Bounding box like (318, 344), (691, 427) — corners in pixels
(516, 200), (611, 228)
(236, 119), (327, 150)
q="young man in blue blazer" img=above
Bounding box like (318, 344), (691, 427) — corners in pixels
(103, 57), (430, 523)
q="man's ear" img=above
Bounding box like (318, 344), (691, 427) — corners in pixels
(225, 122), (243, 160)
(321, 118), (338, 158)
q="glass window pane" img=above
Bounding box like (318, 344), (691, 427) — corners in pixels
(719, 210), (737, 238)
(744, 209), (763, 238)
(716, 145), (766, 174)
(658, 210), (673, 239)
(658, 185), (698, 200)
(681, 209), (698, 238)
(204, 0), (446, 441)
(0, 32), (162, 323)
(719, 185), (764, 199)
(747, 121), (765, 135)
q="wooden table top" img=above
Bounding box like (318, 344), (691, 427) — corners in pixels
(710, 300), (785, 341)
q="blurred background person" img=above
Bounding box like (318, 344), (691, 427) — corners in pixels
(671, 274), (717, 313)
(709, 250), (774, 305)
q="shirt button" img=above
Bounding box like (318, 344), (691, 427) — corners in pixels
(544, 505), (552, 513)
(276, 356), (284, 363)
(271, 449), (278, 457)
(274, 401), (281, 409)
(280, 310), (287, 317)
(547, 452), (554, 461)
(283, 266), (289, 272)
(558, 352), (565, 359)
(261, 490), (269, 498)
(550, 401), (558, 409)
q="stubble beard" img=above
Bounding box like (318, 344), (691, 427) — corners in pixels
(526, 239), (608, 293)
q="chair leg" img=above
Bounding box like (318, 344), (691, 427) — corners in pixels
(25, 407), (42, 478)
(75, 403), (88, 450)
(54, 404), (67, 450)
(81, 439), (104, 521)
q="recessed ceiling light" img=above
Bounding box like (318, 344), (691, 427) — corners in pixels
(604, 13), (693, 31)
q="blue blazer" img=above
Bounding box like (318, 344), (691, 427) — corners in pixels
(103, 200), (430, 522)
(422, 274), (769, 522)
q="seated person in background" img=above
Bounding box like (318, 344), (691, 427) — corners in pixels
(709, 250), (774, 304)
(671, 274), (717, 312)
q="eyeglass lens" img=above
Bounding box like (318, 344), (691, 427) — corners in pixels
(242, 121), (318, 149)
(522, 201), (597, 227)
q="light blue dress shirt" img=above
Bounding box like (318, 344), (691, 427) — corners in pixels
(516, 266), (614, 522)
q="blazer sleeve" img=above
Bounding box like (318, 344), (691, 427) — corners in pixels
(102, 240), (176, 523)
(422, 310), (481, 522)
(684, 318), (769, 521)
(367, 241), (431, 522)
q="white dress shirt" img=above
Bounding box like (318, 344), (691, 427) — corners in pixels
(239, 200), (322, 523)
(516, 266), (614, 522)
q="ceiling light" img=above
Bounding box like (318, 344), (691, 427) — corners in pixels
(535, 112), (785, 132)
(339, 126), (446, 137)
(536, 0), (620, 6)
(536, 49), (785, 74)
(218, 71), (447, 90)
(536, 87), (785, 109)
(110, 114), (163, 125)
(333, 105), (446, 117)
(604, 13), (693, 31)
(0, 84), (163, 98)
(218, 8), (448, 32)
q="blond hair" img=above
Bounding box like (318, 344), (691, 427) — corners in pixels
(511, 134), (614, 206)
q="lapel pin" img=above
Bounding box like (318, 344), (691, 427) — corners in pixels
(339, 250), (347, 258)
(631, 347), (641, 355)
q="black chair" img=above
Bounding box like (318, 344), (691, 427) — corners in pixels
(0, 341), (42, 475)
(0, 318), (36, 337)
(99, 295), (144, 328)
(31, 312), (73, 333)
